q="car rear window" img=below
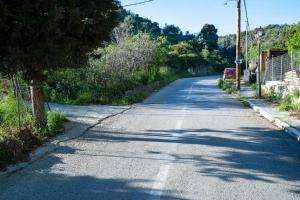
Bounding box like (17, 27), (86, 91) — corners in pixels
(226, 68), (236, 72)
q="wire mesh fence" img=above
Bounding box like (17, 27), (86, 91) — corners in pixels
(0, 77), (33, 130)
(263, 53), (291, 82)
(263, 49), (300, 84)
(291, 49), (300, 70)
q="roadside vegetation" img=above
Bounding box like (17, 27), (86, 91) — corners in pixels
(219, 24), (292, 62)
(44, 16), (235, 106)
(217, 79), (237, 94)
(0, 91), (66, 168)
(1, 1), (300, 167)
(0, 2), (232, 167)
(279, 88), (300, 117)
(0, 0), (119, 167)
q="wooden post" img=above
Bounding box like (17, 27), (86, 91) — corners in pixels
(236, 0), (241, 90)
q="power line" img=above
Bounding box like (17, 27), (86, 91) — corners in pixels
(123, 0), (154, 7)
(243, 0), (249, 27)
(243, 0), (255, 41)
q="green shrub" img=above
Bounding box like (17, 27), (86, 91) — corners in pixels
(77, 91), (94, 105)
(250, 83), (256, 90)
(0, 95), (32, 132)
(291, 88), (300, 98)
(217, 79), (224, 88)
(0, 144), (13, 162)
(279, 95), (293, 111)
(222, 81), (231, 90)
(46, 111), (67, 136)
(0, 95), (19, 128)
(227, 88), (236, 94)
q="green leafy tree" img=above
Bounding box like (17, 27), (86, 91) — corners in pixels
(168, 41), (203, 69)
(162, 25), (183, 44)
(288, 23), (300, 68)
(288, 23), (300, 50)
(199, 24), (218, 51)
(0, 0), (120, 127)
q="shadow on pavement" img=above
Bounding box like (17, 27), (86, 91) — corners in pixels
(84, 126), (300, 187)
(0, 143), (187, 200)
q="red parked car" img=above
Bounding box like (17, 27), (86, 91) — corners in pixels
(223, 68), (236, 80)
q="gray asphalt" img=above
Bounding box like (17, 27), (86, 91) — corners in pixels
(1, 76), (300, 200)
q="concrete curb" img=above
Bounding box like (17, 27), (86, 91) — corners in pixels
(0, 106), (132, 179)
(247, 99), (300, 142)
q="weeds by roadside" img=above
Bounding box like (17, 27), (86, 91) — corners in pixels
(217, 79), (237, 94)
(279, 88), (300, 118)
(250, 83), (256, 90)
(261, 87), (281, 104)
(0, 92), (67, 169)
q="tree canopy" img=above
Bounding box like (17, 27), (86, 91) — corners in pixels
(0, 0), (120, 80)
(0, 0), (120, 127)
(199, 24), (218, 51)
(288, 23), (300, 51)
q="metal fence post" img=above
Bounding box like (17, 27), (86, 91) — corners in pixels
(271, 55), (274, 81)
(281, 55), (283, 81)
(291, 49), (293, 71)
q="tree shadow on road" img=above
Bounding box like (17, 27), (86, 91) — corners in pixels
(0, 143), (187, 200)
(84, 126), (300, 188)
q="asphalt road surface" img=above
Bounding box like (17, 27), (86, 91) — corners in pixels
(1, 76), (300, 200)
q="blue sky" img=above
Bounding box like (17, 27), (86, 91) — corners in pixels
(120, 0), (300, 36)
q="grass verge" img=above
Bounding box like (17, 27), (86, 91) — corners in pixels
(0, 93), (67, 169)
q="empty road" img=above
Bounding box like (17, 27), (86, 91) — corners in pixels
(1, 76), (300, 200)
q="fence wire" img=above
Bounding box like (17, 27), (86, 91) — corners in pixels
(0, 77), (32, 130)
(263, 53), (291, 82)
(291, 49), (300, 70)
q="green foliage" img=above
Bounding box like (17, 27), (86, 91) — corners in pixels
(277, 88), (300, 118)
(262, 87), (280, 103)
(217, 78), (236, 94)
(168, 41), (204, 69)
(0, 95), (32, 133)
(217, 79), (224, 88)
(0, 0), (120, 128)
(226, 87), (236, 94)
(288, 23), (300, 51)
(219, 24), (292, 61)
(162, 25), (184, 44)
(122, 13), (162, 38)
(46, 111), (66, 137)
(0, 144), (13, 162)
(288, 24), (300, 68)
(0, 91), (67, 165)
(250, 83), (257, 90)
(291, 88), (300, 98)
(199, 24), (218, 50)
(0, 0), (120, 77)
(279, 95), (293, 111)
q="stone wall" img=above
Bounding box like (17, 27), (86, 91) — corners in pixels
(264, 70), (300, 99)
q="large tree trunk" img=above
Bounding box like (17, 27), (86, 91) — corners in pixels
(30, 78), (47, 128)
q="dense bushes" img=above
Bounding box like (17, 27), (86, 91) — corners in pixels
(44, 17), (196, 105)
(44, 18), (233, 106)
(45, 65), (187, 105)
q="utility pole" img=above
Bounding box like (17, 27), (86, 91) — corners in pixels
(236, 0), (241, 90)
(257, 40), (262, 97)
(245, 22), (248, 70)
(255, 27), (264, 98)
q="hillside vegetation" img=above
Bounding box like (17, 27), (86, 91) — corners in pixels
(219, 24), (293, 62)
